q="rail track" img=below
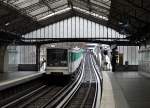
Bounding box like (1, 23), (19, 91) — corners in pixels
(1, 53), (102, 108)
(0, 77), (45, 107)
(62, 54), (96, 108)
(55, 53), (102, 108)
(1, 57), (84, 108)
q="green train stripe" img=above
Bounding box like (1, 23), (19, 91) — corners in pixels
(69, 50), (83, 62)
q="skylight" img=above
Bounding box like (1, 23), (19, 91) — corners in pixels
(1, 0), (111, 21)
(38, 7), (71, 21)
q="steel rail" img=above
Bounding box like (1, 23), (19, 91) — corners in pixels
(0, 82), (44, 107)
(91, 54), (103, 88)
(90, 54), (103, 108)
(54, 55), (85, 108)
(17, 66), (82, 108)
(1, 85), (47, 108)
(16, 86), (58, 108)
(56, 55), (86, 108)
(57, 54), (98, 108)
(3, 58), (84, 108)
(41, 78), (79, 108)
(79, 54), (93, 108)
(91, 57), (99, 108)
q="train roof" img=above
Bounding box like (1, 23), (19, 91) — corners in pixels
(47, 47), (83, 51)
(86, 43), (100, 47)
(47, 47), (68, 50)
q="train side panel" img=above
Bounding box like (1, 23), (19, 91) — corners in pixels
(69, 49), (83, 74)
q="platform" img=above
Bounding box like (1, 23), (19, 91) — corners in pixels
(101, 71), (150, 108)
(0, 71), (44, 91)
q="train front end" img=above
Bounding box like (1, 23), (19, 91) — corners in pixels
(46, 48), (69, 75)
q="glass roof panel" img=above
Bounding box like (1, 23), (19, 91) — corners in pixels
(72, 0), (109, 17)
(36, 11), (52, 20)
(38, 7), (71, 21)
(72, 1), (91, 11)
(73, 6), (108, 20)
(50, 0), (67, 8)
(1, 0), (110, 21)
(53, 4), (68, 12)
(16, 1), (39, 9)
(13, 0), (39, 8)
(30, 6), (49, 16)
(91, 0), (110, 9)
(91, 0), (111, 6)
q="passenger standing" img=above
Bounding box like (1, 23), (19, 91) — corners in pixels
(111, 49), (117, 72)
(41, 58), (46, 71)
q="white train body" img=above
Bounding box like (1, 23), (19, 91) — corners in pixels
(46, 48), (83, 75)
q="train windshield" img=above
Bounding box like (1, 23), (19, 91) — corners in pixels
(47, 49), (68, 67)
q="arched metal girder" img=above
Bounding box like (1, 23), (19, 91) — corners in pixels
(22, 8), (118, 35)
(16, 38), (139, 46)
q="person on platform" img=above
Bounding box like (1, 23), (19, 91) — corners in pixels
(111, 48), (117, 72)
(41, 58), (46, 71)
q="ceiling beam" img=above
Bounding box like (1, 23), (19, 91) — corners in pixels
(0, 1), (36, 21)
(68, 0), (73, 9)
(17, 38), (139, 46)
(125, 0), (150, 14)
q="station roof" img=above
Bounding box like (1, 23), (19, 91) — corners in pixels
(0, 0), (150, 43)
(0, 0), (110, 34)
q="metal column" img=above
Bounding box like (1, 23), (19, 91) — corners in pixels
(36, 44), (41, 71)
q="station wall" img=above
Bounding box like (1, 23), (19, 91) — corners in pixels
(117, 46), (139, 65)
(138, 45), (150, 77)
(22, 16), (125, 39)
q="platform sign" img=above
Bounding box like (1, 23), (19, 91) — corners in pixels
(110, 44), (117, 50)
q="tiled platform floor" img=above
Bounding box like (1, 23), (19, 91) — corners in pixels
(101, 71), (150, 108)
(0, 71), (44, 91)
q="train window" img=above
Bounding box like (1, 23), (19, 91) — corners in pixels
(47, 49), (68, 67)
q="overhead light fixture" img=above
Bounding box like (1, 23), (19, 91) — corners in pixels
(118, 21), (123, 25)
(73, 7), (108, 21)
(50, 44), (56, 47)
(5, 22), (10, 26)
(38, 7), (71, 21)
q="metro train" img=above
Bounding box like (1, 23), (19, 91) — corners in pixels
(45, 47), (83, 77)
